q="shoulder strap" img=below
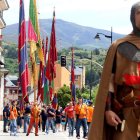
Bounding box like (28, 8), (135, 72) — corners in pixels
(78, 104), (83, 115)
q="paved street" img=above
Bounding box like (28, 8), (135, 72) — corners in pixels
(0, 121), (86, 140)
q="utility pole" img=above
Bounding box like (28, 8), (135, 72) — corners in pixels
(90, 51), (93, 100)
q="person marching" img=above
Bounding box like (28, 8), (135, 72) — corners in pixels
(88, 2), (140, 140)
(9, 101), (18, 136)
(74, 97), (88, 139)
(26, 102), (41, 136)
(86, 100), (94, 132)
(65, 101), (75, 137)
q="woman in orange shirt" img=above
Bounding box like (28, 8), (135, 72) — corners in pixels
(9, 101), (18, 136)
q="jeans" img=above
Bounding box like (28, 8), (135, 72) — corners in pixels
(68, 118), (74, 136)
(76, 118), (87, 137)
(10, 119), (17, 135)
(42, 120), (46, 132)
(17, 116), (22, 128)
(87, 122), (91, 132)
(46, 119), (55, 134)
(24, 116), (30, 133)
(3, 118), (8, 131)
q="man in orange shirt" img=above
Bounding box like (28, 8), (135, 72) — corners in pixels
(26, 102), (41, 136)
(74, 97), (88, 139)
(9, 101), (18, 136)
(65, 101), (75, 137)
(87, 101), (94, 132)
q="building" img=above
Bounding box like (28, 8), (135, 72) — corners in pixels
(68, 65), (85, 89)
(4, 75), (19, 105)
(54, 64), (85, 92)
(0, 0), (9, 120)
(74, 66), (85, 89)
(54, 63), (71, 92)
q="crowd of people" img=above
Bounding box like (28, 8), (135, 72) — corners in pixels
(3, 97), (94, 139)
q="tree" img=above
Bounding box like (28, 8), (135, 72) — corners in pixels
(57, 85), (71, 108)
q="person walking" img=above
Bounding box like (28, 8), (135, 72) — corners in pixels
(88, 2), (140, 140)
(40, 105), (47, 132)
(86, 101), (94, 132)
(26, 102), (41, 136)
(55, 106), (62, 132)
(23, 102), (31, 133)
(9, 101), (18, 136)
(61, 111), (66, 132)
(74, 97), (88, 139)
(46, 104), (56, 134)
(66, 101), (75, 137)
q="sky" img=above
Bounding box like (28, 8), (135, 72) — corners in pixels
(3, 0), (140, 34)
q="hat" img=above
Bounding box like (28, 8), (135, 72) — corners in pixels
(88, 100), (93, 105)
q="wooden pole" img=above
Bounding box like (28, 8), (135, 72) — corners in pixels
(33, 62), (36, 102)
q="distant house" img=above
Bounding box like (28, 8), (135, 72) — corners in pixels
(54, 64), (85, 92)
(68, 66), (85, 89)
(0, 0), (9, 120)
(4, 75), (19, 105)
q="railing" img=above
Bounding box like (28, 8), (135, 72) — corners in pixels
(0, 54), (4, 66)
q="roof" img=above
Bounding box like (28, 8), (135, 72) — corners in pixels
(5, 75), (18, 87)
(68, 66), (83, 75)
(0, 68), (8, 77)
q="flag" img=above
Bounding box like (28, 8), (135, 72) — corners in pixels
(18, 0), (29, 102)
(28, 0), (44, 65)
(37, 61), (44, 102)
(71, 48), (76, 102)
(52, 93), (58, 109)
(28, 0), (44, 101)
(46, 10), (57, 81)
(37, 40), (46, 103)
(44, 37), (50, 105)
(45, 10), (57, 101)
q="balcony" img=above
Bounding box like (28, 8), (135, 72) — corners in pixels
(0, 16), (5, 29)
(0, 54), (4, 65)
(0, 0), (9, 11)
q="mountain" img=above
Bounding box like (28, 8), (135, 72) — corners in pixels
(2, 19), (125, 49)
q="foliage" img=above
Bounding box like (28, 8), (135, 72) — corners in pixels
(57, 85), (71, 108)
(57, 83), (99, 108)
(2, 42), (106, 105)
(5, 58), (18, 74)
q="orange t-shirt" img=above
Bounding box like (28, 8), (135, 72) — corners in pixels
(9, 106), (18, 120)
(74, 103), (87, 119)
(87, 106), (94, 122)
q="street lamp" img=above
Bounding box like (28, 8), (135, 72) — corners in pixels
(94, 27), (112, 44)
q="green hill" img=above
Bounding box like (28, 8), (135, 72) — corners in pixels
(3, 19), (125, 49)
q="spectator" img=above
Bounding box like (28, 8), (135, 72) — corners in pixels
(3, 103), (10, 133)
(55, 106), (62, 132)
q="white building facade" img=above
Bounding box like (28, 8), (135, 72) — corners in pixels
(0, 0), (9, 120)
